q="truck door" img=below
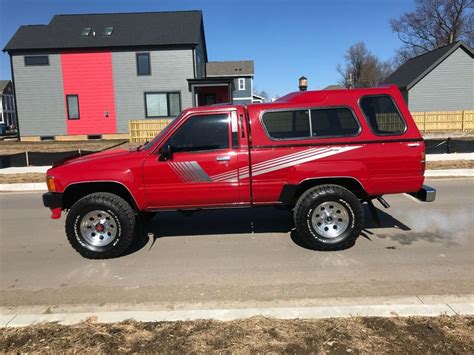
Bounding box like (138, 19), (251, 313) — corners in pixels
(142, 110), (245, 209)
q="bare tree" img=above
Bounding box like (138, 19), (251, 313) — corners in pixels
(391, 0), (473, 63)
(337, 42), (393, 88)
(254, 90), (270, 102)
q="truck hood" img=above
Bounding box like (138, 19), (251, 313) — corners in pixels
(53, 148), (131, 167)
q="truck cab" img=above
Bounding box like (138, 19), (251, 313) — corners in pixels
(43, 85), (435, 259)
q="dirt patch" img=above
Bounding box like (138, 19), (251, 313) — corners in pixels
(1, 316), (473, 353)
(427, 160), (474, 170)
(0, 173), (45, 184)
(0, 140), (138, 154)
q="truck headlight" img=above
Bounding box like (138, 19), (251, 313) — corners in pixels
(46, 176), (56, 192)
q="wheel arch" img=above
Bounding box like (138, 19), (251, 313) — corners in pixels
(279, 177), (369, 206)
(62, 181), (140, 212)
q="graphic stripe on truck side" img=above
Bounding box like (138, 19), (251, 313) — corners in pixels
(170, 146), (362, 183)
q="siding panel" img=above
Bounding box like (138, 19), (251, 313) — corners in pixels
(232, 77), (252, 100)
(112, 49), (194, 133)
(409, 48), (474, 112)
(12, 54), (66, 136)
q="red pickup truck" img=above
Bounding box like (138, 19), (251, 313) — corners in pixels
(43, 85), (435, 259)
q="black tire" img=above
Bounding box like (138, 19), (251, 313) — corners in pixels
(65, 192), (136, 259)
(293, 184), (364, 251)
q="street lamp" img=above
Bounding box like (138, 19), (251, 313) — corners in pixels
(299, 76), (308, 91)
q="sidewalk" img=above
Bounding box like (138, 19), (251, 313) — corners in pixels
(2, 294), (473, 327)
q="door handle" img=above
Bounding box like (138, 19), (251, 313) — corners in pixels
(216, 156), (230, 161)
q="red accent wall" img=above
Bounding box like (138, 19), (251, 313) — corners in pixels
(61, 51), (116, 135)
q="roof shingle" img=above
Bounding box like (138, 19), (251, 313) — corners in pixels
(206, 61), (254, 76)
(3, 11), (204, 52)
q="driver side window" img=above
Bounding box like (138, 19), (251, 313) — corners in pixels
(166, 114), (230, 153)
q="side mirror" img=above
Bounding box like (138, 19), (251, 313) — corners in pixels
(158, 144), (173, 161)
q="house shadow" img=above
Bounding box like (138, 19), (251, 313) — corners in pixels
(128, 203), (414, 254)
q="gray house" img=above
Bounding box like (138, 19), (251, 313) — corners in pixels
(383, 41), (474, 112)
(3, 11), (255, 140)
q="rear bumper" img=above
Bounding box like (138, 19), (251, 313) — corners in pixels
(410, 185), (436, 202)
(42, 192), (63, 209)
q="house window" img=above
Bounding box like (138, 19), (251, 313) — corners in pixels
(145, 92), (181, 118)
(359, 95), (406, 135)
(66, 95), (80, 120)
(24, 56), (49, 66)
(166, 114), (229, 152)
(136, 53), (151, 75)
(102, 26), (114, 36)
(238, 78), (245, 91)
(80, 27), (92, 37)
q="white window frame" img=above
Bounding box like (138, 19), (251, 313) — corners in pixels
(238, 78), (246, 91)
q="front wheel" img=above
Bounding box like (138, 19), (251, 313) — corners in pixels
(293, 184), (364, 250)
(65, 192), (137, 259)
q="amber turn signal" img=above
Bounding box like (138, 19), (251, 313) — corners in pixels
(46, 176), (56, 192)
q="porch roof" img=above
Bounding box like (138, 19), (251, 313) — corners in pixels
(187, 76), (234, 91)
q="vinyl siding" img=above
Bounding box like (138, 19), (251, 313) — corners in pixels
(408, 47), (474, 112)
(112, 49), (194, 133)
(232, 77), (252, 100)
(12, 53), (66, 136)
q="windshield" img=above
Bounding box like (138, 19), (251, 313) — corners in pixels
(142, 114), (182, 150)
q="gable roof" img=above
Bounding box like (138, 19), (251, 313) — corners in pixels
(383, 41), (474, 90)
(206, 61), (254, 76)
(0, 80), (12, 93)
(3, 11), (206, 55)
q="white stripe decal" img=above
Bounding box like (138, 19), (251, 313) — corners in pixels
(176, 146), (363, 183)
(252, 148), (333, 173)
(210, 147), (326, 180)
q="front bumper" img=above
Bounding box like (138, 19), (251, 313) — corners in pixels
(42, 192), (63, 209)
(410, 185), (436, 202)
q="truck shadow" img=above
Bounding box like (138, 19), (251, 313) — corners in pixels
(129, 205), (414, 254)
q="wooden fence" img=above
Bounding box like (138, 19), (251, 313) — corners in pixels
(128, 110), (474, 143)
(411, 110), (474, 132)
(129, 119), (172, 143)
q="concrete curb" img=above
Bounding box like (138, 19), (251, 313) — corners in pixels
(2, 301), (473, 327)
(0, 166), (50, 174)
(424, 169), (474, 177)
(0, 182), (47, 191)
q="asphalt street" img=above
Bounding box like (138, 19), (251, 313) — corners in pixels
(1, 179), (473, 312)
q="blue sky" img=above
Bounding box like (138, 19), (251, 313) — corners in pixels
(0, 0), (415, 97)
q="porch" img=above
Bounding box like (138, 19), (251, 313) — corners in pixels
(188, 77), (234, 107)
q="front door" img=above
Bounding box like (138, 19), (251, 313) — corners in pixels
(142, 112), (240, 208)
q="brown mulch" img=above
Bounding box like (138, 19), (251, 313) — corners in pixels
(0, 173), (45, 184)
(1, 316), (473, 353)
(0, 140), (137, 154)
(427, 160), (474, 170)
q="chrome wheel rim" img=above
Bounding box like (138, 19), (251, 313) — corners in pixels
(80, 210), (117, 247)
(311, 201), (349, 239)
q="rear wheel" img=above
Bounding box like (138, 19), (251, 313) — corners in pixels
(294, 184), (364, 250)
(65, 192), (136, 259)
